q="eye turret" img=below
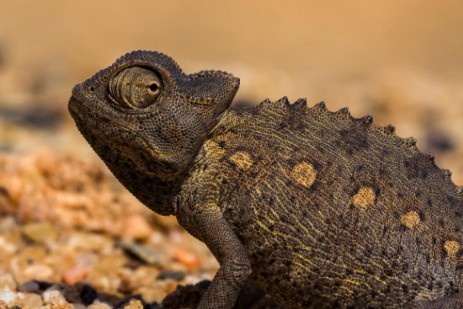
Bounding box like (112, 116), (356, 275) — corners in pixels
(109, 67), (162, 109)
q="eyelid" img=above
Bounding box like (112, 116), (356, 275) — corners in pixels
(109, 66), (162, 109)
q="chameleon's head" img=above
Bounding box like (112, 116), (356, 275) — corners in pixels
(69, 50), (239, 215)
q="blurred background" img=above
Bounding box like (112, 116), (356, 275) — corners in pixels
(0, 0), (462, 178)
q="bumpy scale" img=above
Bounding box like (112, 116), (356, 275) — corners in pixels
(69, 51), (463, 308)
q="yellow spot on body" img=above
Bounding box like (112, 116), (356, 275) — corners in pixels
(400, 211), (420, 229)
(204, 140), (225, 160)
(352, 187), (376, 210)
(444, 240), (460, 258)
(291, 162), (317, 188)
(229, 151), (253, 170)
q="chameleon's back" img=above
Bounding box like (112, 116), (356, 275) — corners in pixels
(207, 97), (463, 308)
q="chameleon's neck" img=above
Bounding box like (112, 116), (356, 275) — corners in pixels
(106, 158), (184, 216)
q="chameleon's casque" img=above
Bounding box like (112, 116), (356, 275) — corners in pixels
(69, 50), (463, 308)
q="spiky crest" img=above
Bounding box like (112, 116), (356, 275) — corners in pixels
(249, 97), (461, 193)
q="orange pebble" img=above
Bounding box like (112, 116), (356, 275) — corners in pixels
(62, 266), (90, 285)
(122, 214), (154, 240)
(173, 249), (200, 270)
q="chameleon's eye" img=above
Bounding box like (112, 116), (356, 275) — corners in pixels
(109, 66), (162, 109)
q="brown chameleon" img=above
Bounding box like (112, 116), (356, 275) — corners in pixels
(69, 50), (463, 308)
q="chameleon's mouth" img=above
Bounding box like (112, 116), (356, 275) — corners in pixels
(68, 82), (140, 135)
(68, 94), (108, 132)
(68, 93), (181, 177)
(69, 94), (144, 147)
(68, 95), (85, 124)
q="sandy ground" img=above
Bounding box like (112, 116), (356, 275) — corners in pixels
(0, 1), (462, 308)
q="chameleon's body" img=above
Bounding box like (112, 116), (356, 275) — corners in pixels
(69, 51), (463, 308)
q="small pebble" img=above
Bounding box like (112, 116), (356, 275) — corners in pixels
(53, 191), (92, 209)
(0, 216), (17, 233)
(62, 265), (90, 285)
(118, 240), (163, 265)
(67, 233), (111, 252)
(0, 236), (17, 254)
(122, 214), (154, 240)
(173, 249), (200, 270)
(42, 289), (66, 305)
(121, 299), (144, 309)
(168, 230), (184, 244)
(23, 264), (53, 281)
(18, 280), (42, 293)
(79, 284), (98, 305)
(87, 302), (112, 309)
(21, 222), (53, 244)
(16, 292), (43, 308)
(0, 273), (17, 290)
(19, 280), (52, 293)
(75, 253), (98, 268)
(156, 271), (186, 282)
(0, 289), (15, 305)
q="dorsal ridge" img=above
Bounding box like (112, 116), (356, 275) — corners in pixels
(252, 98), (460, 189)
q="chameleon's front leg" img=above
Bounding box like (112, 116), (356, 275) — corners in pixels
(177, 204), (252, 309)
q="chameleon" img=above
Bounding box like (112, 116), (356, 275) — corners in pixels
(68, 50), (463, 308)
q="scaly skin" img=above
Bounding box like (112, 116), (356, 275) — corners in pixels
(69, 50), (463, 308)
